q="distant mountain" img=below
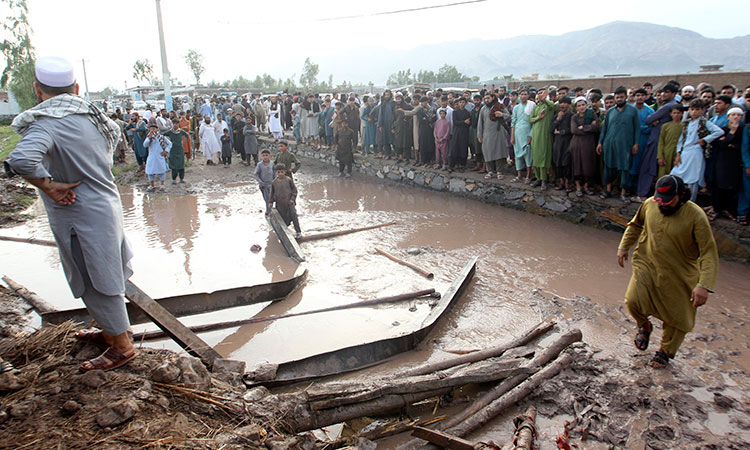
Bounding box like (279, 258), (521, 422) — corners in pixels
(307, 21), (750, 84)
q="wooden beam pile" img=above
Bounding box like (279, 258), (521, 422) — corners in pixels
(273, 322), (580, 445)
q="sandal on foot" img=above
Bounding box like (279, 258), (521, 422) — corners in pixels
(649, 350), (670, 369)
(705, 206), (718, 221)
(80, 347), (136, 372)
(738, 215), (748, 226)
(0, 360), (20, 375)
(75, 328), (109, 350)
(634, 323), (651, 351)
(576, 189), (584, 197)
(599, 191), (610, 199)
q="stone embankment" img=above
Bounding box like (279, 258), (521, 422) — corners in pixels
(274, 138), (750, 262)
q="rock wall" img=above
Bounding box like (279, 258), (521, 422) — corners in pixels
(278, 139), (750, 263)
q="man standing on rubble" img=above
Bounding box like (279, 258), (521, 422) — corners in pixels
(617, 175), (718, 369)
(4, 56), (136, 372)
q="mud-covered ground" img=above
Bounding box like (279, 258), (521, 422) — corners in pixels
(1, 143), (749, 449)
(0, 177), (36, 228)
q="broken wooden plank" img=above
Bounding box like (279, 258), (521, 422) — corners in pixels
(400, 320), (555, 377)
(268, 209), (305, 262)
(411, 426), (476, 450)
(296, 221), (397, 243)
(438, 329), (581, 433)
(2, 275), (57, 314)
(0, 235), (57, 247)
(125, 280), (222, 367)
(374, 247), (434, 280)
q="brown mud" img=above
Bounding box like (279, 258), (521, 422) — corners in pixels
(0, 144), (749, 449)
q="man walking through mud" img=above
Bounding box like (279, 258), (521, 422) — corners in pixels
(617, 175), (718, 368)
(4, 56), (136, 372)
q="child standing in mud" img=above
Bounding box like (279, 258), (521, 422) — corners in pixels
(255, 149), (274, 215)
(269, 164), (302, 237)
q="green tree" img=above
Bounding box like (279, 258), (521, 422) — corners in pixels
(299, 57), (319, 89)
(132, 59), (154, 84)
(1, 0), (37, 110)
(416, 70), (436, 83)
(386, 69), (414, 86)
(184, 49), (205, 84)
(101, 86), (118, 98)
(436, 64), (466, 83)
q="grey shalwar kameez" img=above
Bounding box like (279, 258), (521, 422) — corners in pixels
(476, 104), (511, 166)
(6, 114), (133, 336)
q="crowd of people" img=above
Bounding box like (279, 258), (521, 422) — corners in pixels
(105, 79), (750, 226)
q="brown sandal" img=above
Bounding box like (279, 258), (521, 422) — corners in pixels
(75, 328), (109, 350)
(80, 347), (136, 372)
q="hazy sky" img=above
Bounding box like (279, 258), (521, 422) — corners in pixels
(6, 0), (750, 91)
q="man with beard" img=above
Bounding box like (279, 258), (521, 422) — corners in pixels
(392, 93), (413, 162)
(477, 93), (511, 179)
(681, 86), (695, 108)
(617, 175), (718, 369)
(5, 56), (136, 372)
(376, 90), (396, 158)
(597, 86), (640, 203)
(496, 86), (510, 109)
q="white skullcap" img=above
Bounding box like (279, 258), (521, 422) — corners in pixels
(35, 56), (75, 87)
(682, 85), (695, 93)
(426, 90), (433, 95)
(727, 107), (744, 116)
(574, 96), (588, 105)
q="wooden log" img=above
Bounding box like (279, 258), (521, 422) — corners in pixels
(400, 320), (556, 377)
(308, 357), (530, 410)
(2, 275), (57, 314)
(133, 288), (436, 341)
(298, 387), (454, 432)
(438, 329), (581, 432)
(125, 281), (222, 367)
(512, 405), (537, 450)
(0, 235), (56, 247)
(411, 427), (476, 450)
(374, 247), (434, 280)
(447, 352), (574, 438)
(297, 221), (397, 243)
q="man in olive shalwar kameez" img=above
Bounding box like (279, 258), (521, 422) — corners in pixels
(163, 119), (189, 183)
(530, 88), (558, 190)
(617, 175), (718, 369)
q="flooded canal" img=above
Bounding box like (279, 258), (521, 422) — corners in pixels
(2, 159), (750, 447)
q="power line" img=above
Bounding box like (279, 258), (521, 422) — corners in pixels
(316, 0), (487, 22)
(218, 0), (487, 25)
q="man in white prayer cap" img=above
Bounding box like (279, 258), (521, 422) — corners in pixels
(5, 56), (136, 372)
(681, 85), (695, 107)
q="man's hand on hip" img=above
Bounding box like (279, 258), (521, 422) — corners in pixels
(43, 180), (81, 205)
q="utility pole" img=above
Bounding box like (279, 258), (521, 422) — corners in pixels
(154, 0), (172, 112)
(81, 58), (90, 101)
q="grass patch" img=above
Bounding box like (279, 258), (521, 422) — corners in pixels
(11, 192), (36, 208)
(111, 161), (137, 177)
(0, 126), (21, 161)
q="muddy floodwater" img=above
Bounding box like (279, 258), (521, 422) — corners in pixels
(2, 161), (749, 446)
